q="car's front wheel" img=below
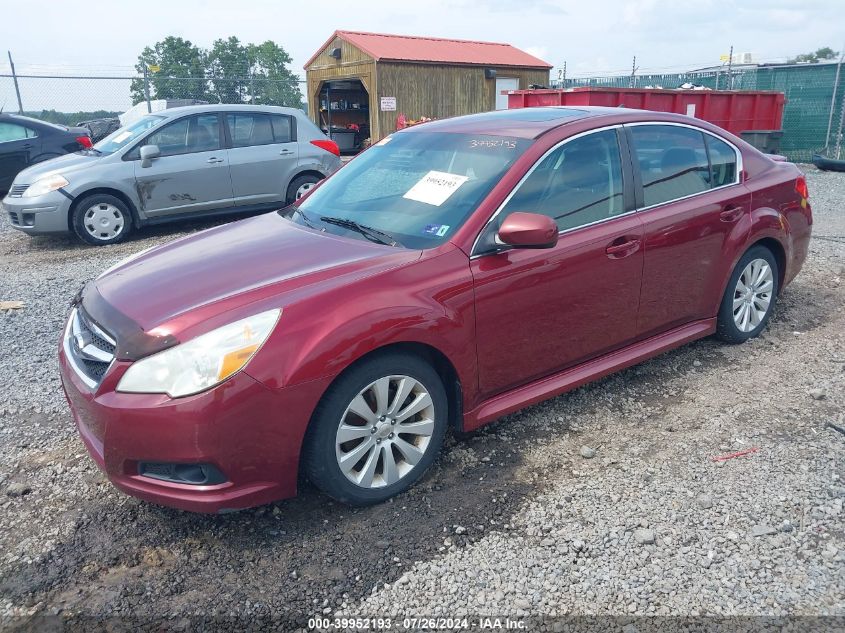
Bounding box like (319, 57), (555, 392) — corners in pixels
(716, 245), (779, 343)
(303, 353), (448, 506)
(286, 174), (322, 204)
(71, 193), (133, 246)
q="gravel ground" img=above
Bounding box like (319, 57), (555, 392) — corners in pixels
(0, 169), (843, 630)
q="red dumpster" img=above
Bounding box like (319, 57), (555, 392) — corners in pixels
(507, 87), (785, 138)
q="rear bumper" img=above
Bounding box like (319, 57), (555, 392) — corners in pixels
(59, 343), (330, 513)
(3, 190), (72, 234)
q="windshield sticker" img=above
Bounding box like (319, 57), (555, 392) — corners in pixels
(403, 171), (469, 207)
(469, 138), (518, 149)
(423, 224), (450, 237)
(112, 131), (133, 144)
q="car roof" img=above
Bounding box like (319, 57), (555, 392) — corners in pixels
(155, 104), (305, 118)
(0, 112), (67, 131)
(398, 106), (715, 139)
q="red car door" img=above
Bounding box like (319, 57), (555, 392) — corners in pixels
(629, 124), (752, 338)
(471, 127), (644, 399)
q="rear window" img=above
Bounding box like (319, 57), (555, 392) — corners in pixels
(631, 125), (710, 207)
(705, 134), (738, 188)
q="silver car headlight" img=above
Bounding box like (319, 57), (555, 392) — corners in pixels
(22, 174), (69, 197)
(117, 309), (280, 398)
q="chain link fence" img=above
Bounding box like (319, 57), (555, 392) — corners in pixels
(3, 63), (844, 161)
(553, 62), (845, 162)
(0, 73), (306, 127)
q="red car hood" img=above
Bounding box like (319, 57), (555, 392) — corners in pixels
(93, 213), (420, 334)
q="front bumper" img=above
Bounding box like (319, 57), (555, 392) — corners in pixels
(59, 342), (329, 513)
(3, 189), (72, 234)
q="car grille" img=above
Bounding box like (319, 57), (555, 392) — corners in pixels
(7, 184), (29, 198)
(64, 307), (116, 389)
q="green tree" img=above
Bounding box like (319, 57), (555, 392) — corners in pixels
(248, 41), (304, 108)
(206, 36), (250, 104)
(130, 36), (208, 104)
(131, 36), (303, 108)
(206, 37), (303, 107)
(788, 47), (839, 64)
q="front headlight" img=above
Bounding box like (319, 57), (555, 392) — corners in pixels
(22, 174), (69, 197)
(116, 309), (280, 398)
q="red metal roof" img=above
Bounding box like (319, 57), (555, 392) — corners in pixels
(305, 30), (552, 69)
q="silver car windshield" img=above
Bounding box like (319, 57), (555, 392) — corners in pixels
(94, 115), (164, 155)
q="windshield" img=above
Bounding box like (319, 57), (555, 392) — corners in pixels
(291, 131), (530, 248)
(94, 115), (164, 155)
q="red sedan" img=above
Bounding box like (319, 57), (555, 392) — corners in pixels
(59, 107), (812, 512)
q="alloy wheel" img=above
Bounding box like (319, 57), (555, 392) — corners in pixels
(335, 375), (436, 488)
(732, 258), (774, 332)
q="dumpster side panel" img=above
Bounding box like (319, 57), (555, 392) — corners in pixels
(507, 88), (785, 135)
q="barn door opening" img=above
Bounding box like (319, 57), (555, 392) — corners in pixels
(318, 79), (370, 154)
(495, 77), (519, 110)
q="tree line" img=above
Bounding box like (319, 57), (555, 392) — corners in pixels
(129, 36), (303, 109)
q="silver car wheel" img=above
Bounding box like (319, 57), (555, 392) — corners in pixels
(295, 182), (316, 199)
(83, 203), (125, 241)
(335, 375), (436, 489)
(732, 258), (774, 332)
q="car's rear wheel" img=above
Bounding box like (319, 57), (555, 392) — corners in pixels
(302, 353), (448, 506)
(286, 174), (321, 204)
(71, 193), (133, 246)
(716, 245), (779, 343)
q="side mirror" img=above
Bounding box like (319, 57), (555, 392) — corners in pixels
(139, 144), (161, 168)
(497, 212), (558, 249)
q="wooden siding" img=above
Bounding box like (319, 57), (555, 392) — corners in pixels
(374, 63), (549, 140)
(305, 37), (377, 131)
(305, 38), (550, 143)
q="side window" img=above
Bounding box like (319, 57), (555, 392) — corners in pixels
(145, 115), (220, 157)
(501, 129), (625, 232)
(705, 135), (738, 187)
(226, 113), (275, 148)
(270, 115), (293, 143)
(630, 125), (710, 207)
(0, 122), (34, 143)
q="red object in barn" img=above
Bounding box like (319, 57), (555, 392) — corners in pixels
(507, 87), (785, 136)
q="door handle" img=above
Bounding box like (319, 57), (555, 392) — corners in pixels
(279, 150), (294, 155)
(206, 157), (224, 164)
(605, 237), (641, 259)
(719, 205), (744, 222)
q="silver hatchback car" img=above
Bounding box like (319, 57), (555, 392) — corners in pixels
(3, 105), (342, 245)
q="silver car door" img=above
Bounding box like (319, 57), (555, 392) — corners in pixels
(225, 112), (299, 206)
(133, 114), (234, 218)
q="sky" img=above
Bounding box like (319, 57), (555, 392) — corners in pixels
(0, 0), (842, 112)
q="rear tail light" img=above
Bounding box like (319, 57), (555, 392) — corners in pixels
(311, 139), (340, 157)
(795, 176), (808, 200)
(76, 135), (93, 149)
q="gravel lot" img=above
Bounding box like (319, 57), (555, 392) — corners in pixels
(0, 168), (843, 630)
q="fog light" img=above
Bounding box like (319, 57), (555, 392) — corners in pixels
(138, 462), (226, 485)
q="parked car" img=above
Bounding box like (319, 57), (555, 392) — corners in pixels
(76, 117), (121, 143)
(60, 107), (812, 512)
(0, 113), (92, 196)
(3, 105), (341, 245)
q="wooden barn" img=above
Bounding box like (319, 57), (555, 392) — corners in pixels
(304, 30), (552, 150)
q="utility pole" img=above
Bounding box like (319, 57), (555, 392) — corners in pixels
(629, 55), (638, 88)
(7, 51), (23, 113)
(143, 65), (152, 113)
(825, 45), (844, 150)
(726, 45), (734, 90)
